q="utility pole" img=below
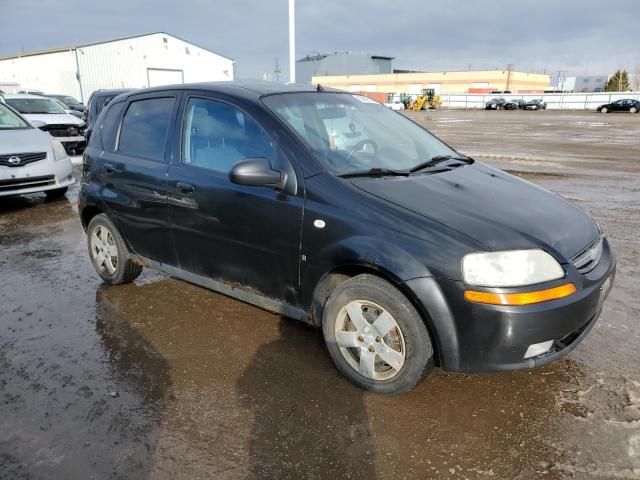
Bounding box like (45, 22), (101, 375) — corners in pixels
(288, 0), (296, 83)
(274, 57), (281, 82)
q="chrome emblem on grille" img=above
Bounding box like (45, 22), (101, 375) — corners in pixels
(7, 156), (21, 165)
(572, 236), (604, 273)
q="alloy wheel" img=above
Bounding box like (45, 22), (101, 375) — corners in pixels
(334, 300), (406, 381)
(90, 225), (118, 274)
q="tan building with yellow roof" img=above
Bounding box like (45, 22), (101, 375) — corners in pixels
(312, 70), (550, 95)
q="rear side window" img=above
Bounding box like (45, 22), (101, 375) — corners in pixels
(100, 101), (126, 151)
(118, 97), (175, 161)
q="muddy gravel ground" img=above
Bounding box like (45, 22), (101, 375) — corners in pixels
(1, 110), (639, 480)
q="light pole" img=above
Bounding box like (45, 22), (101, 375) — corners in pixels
(289, 0), (296, 83)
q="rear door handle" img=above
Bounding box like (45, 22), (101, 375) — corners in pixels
(176, 181), (195, 194)
(104, 163), (122, 174)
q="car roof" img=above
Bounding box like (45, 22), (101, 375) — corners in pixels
(91, 88), (135, 97)
(116, 81), (337, 102)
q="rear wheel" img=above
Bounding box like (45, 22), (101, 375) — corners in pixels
(44, 187), (68, 199)
(322, 274), (434, 394)
(87, 214), (142, 284)
(630, 106), (638, 113)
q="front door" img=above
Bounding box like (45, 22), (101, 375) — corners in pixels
(167, 95), (304, 305)
(99, 93), (178, 264)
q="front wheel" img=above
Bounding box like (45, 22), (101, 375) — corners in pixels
(601, 107), (608, 113)
(322, 274), (434, 394)
(87, 214), (143, 284)
(630, 106), (638, 113)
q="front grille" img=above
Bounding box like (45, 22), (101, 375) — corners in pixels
(571, 236), (604, 274)
(40, 124), (83, 137)
(0, 175), (55, 191)
(0, 152), (47, 168)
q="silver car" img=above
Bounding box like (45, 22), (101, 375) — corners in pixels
(4, 94), (86, 153)
(0, 102), (75, 197)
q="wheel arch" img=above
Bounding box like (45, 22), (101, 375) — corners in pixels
(80, 204), (104, 231)
(308, 263), (445, 368)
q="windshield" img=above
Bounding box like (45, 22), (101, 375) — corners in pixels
(57, 96), (80, 106)
(51, 99), (69, 111)
(6, 98), (66, 114)
(0, 103), (31, 130)
(262, 93), (456, 174)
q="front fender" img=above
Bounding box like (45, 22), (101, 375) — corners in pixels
(300, 235), (433, 323)
(302, 235), (433, 295)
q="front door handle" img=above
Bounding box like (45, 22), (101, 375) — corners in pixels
(177, 181), (195, 194)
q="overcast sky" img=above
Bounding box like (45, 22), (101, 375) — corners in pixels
(1, 0), (638, 80)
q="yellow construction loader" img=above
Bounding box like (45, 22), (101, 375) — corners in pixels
(410, 89), (442, 111)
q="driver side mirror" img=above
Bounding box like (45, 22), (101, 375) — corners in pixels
(229, 157), (287, 190)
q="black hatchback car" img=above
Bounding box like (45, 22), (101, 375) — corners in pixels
(85, 88), (135, 133)
(79, 82), (615, 394)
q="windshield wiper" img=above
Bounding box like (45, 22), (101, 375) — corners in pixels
(337, 167), (410, 178)
(409, 154), (473, 173)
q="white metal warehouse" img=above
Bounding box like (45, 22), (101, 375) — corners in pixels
(0, 32), (234, 103)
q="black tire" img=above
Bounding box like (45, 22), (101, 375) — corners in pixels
(630, 106), (638, 113)
(322, 274), (434, 394)
(601, 107), (608, 113)
(86, 213), (142, 284)
(44, 187), (68, 199)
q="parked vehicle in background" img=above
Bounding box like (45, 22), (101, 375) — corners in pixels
(524, 99), (547, 110)
(18, 89), (45, 95)
(47, 94), (85, 113)
(384, 101), (405, 111)
(0, 101), (74, 197)
(51, 98), (86, 121)
(86, 89), (135, 133)
(4, 94), (86, 153)
(485, 98), (507, 110)
(79, 82), (615, 395)
(504, 99), (527, 110)
(597, 99), (640, 113)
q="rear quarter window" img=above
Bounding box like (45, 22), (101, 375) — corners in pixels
(99, 101), (126, 151)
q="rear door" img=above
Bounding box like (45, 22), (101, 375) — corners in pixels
(99, 92), (179, 264)
(166, 93), (304, 304)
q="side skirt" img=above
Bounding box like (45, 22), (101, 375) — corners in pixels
(134, 256), (310, 324)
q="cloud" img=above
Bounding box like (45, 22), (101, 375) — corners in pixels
(0, 0), (638, 80)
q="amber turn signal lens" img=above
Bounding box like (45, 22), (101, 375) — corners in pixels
(465, 283), (577, 306)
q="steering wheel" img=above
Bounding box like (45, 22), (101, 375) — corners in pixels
(346, 139), (378, 161)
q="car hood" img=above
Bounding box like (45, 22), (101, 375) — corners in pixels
(22, 113), (84, 126)
(350, 163), (598, 261)
(0, 128), (53, 154)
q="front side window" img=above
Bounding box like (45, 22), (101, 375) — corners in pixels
(6, 98), (66, 114)
(181, 97), (276, 174)
(118, 97), (174, 161)
(262, 93), (456, 174)
(0, 103), (31, 130)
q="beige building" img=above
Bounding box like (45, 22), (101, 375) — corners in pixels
(312, 70), (550, 95)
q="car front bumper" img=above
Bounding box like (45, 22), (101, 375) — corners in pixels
(0, 157), (75, 196)
(404, 238), (616, 372)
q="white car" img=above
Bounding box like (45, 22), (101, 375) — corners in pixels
(0, 101), (75, 197)
(384, 101), (405, 111)
(4, 94), (86, 153)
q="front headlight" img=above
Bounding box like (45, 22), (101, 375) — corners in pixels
(462, 249), (564, 287)
(52, 139), (68, 161)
